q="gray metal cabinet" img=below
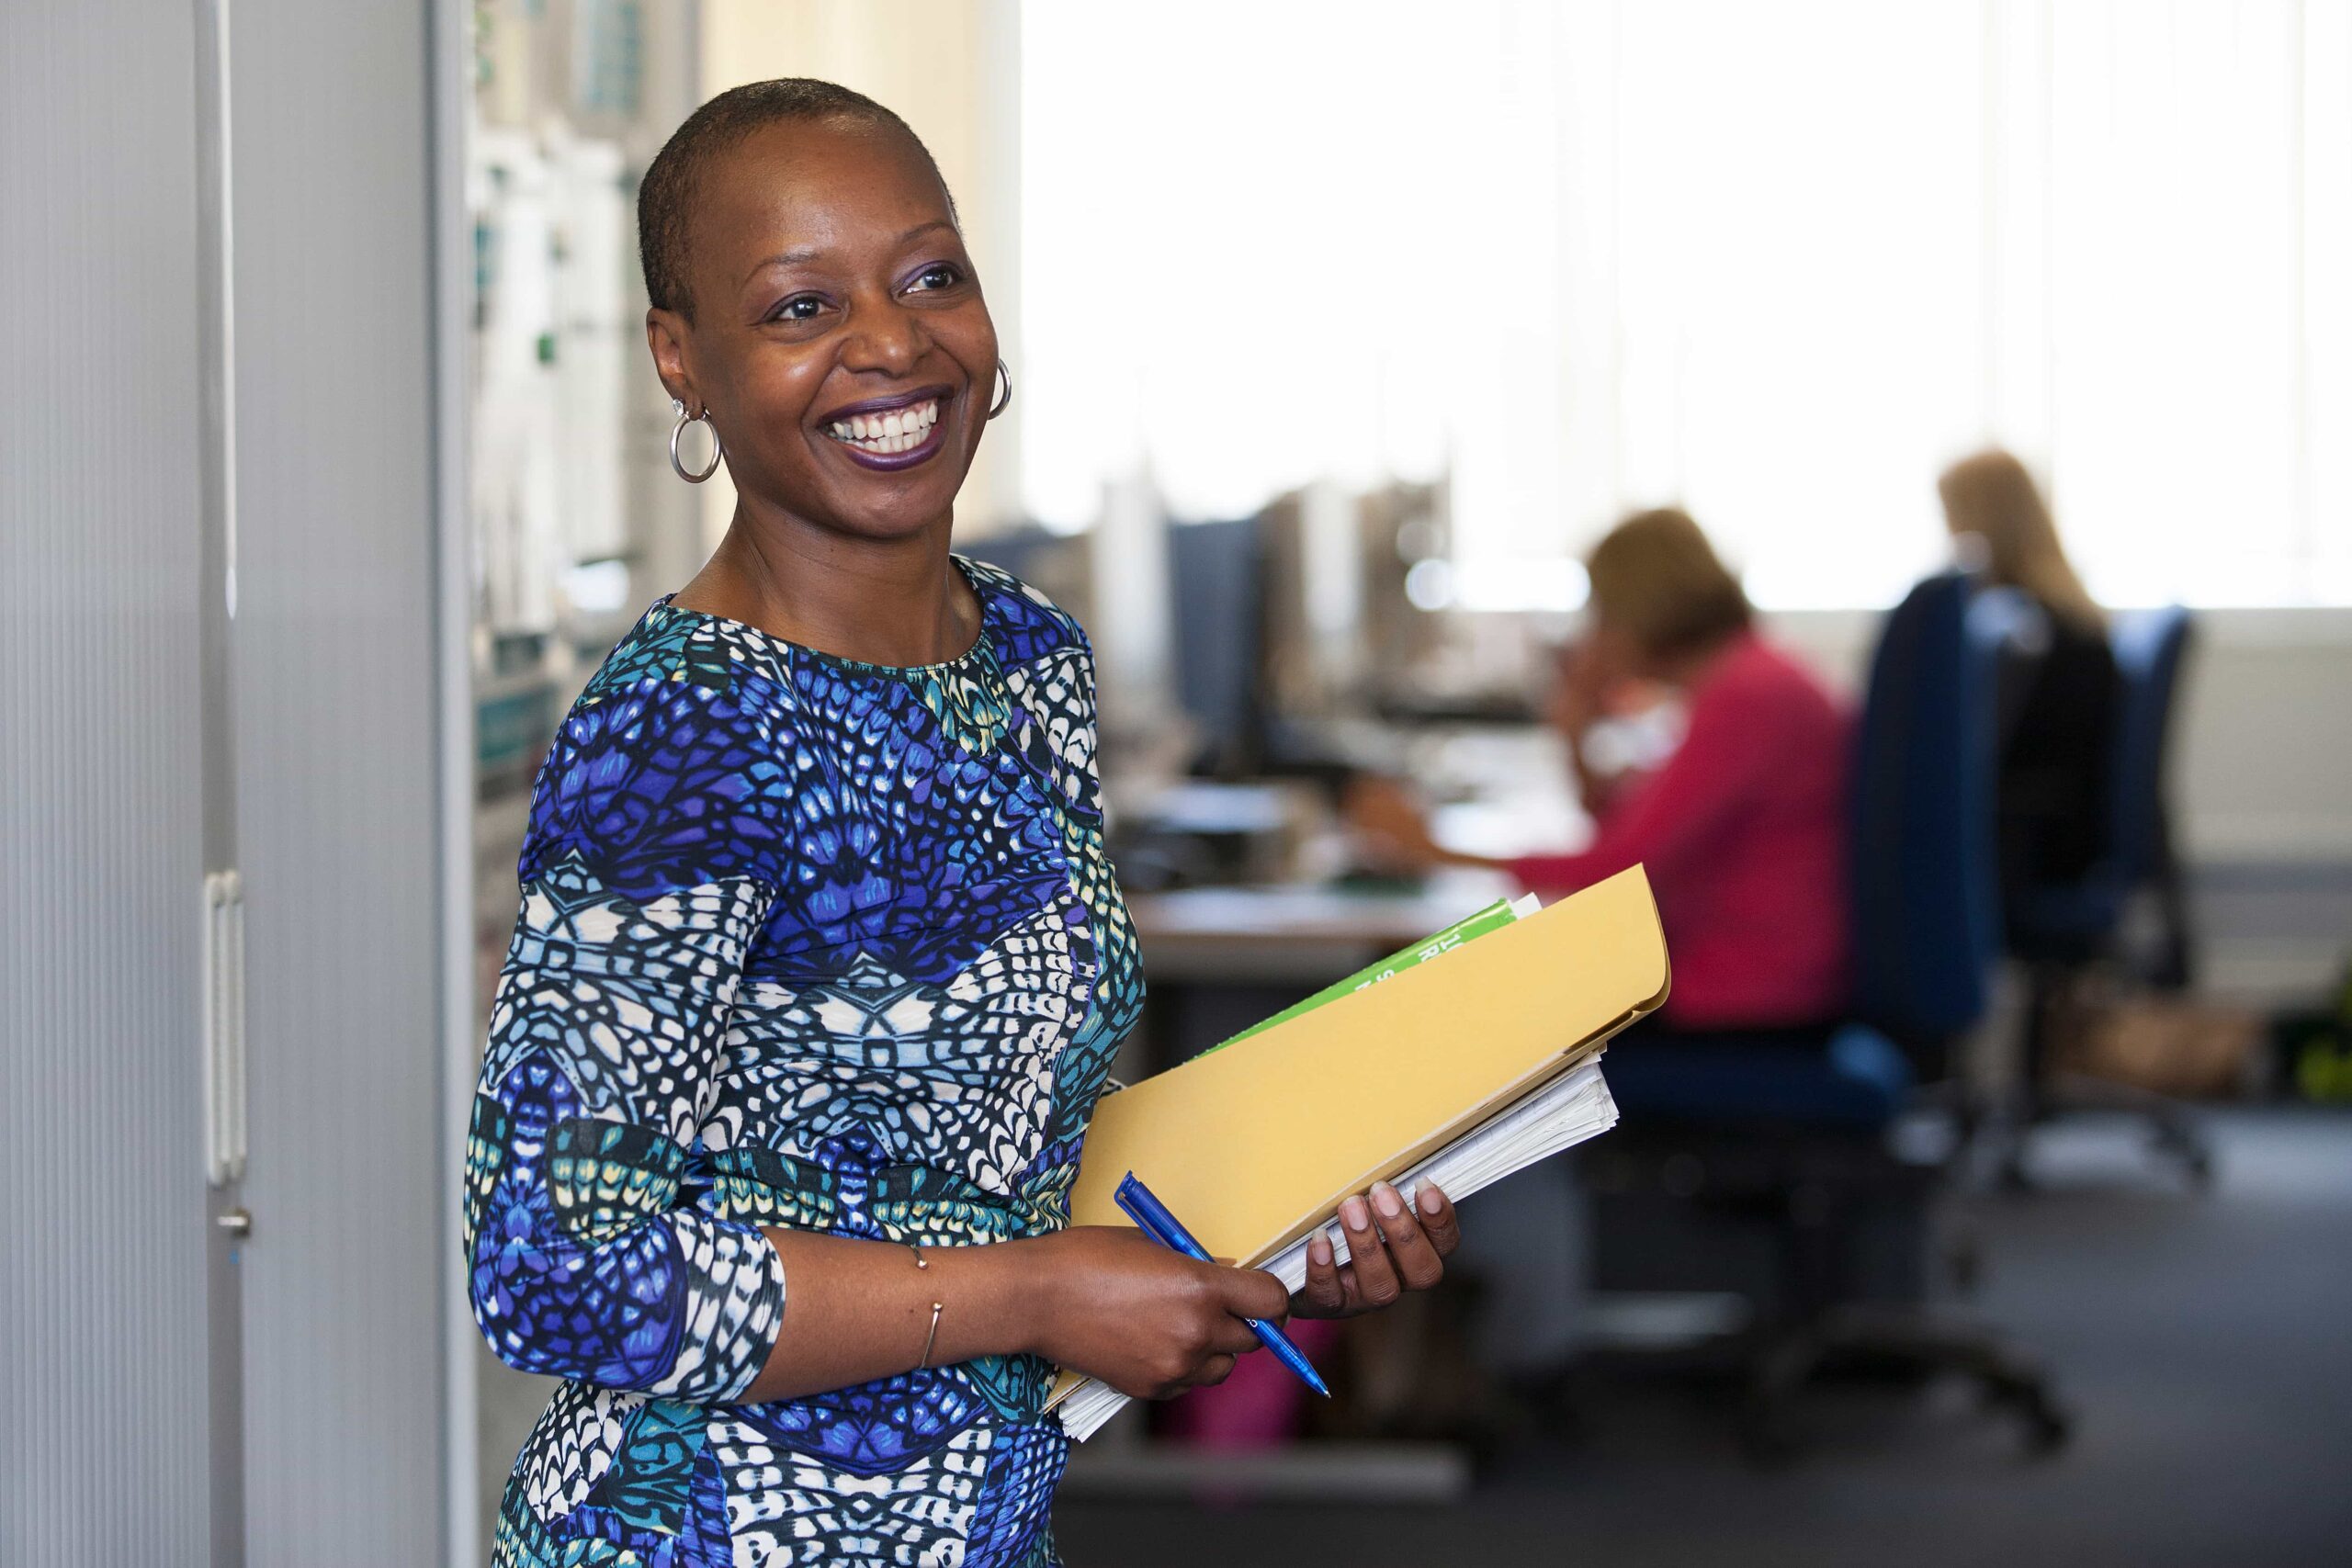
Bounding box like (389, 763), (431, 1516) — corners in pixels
(3, 3), (462, 1563)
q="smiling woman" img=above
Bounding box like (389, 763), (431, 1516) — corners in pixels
(462, 79), (1464, 1568)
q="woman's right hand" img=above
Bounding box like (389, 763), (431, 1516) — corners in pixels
(1019, 1225), (1292, 1401)
(1545, 635), (1611, 739)
(1340, 773), (1446, 873)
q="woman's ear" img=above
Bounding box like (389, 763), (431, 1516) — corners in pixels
(645, 307), (695, 410)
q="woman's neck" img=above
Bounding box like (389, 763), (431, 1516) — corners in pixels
(676, 506), (979, 668)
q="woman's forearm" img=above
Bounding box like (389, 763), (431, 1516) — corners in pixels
(1565, 725), (1622, 819)
(736, 1229), (1048, 1404)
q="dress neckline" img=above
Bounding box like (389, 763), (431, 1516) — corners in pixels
(651, 553), (994, 678)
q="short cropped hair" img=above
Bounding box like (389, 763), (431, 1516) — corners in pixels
(637, 78), (953, 321)
(1584, 508), (1753, 661)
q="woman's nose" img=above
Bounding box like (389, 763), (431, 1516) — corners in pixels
(840, 295), (927, 376)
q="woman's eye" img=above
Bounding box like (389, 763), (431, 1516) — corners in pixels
(771, 296), (825, 322)
(909, 263), (963, 292)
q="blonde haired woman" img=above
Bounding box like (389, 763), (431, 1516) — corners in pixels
(1939, 450), (2120, 907)
(1939, 449), (2104, 633)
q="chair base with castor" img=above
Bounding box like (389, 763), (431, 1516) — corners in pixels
(1996, 961), (2216, 1193)
(1738, 1302), (2071, 1462)
(1590, 1027), (2073, 1464)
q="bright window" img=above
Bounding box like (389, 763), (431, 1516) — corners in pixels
(1019, 0), (2352, 608)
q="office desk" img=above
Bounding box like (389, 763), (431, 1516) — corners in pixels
(1126, 869), (1521, 985)
(1122, 871), (1521, 1079)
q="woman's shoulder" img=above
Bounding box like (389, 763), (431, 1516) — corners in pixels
(956, 554), (1092, 670)
(1695, 630), (1848, 734)
(1707, 628), (1828, 696)
(518, 607), (800, 895)
(574, 599), (797, 716)
(552, 603), (800, 778)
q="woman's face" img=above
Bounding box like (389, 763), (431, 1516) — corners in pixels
(647, 118), (998, 544)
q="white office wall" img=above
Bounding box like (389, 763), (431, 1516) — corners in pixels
(2163, 616), (2352, 864)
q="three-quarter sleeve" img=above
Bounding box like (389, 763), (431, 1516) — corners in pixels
(463, 658), (794, 1401)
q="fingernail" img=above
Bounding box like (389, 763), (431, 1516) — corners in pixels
(1372, 1181), (1404, 1219)
(1419, 1184), (1443, 1215)
(1341, 1195), (1371, 1230)
(1309, 1235), (1333, 1266)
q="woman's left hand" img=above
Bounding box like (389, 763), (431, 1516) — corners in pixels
(1291, 1179), (1461, 1319)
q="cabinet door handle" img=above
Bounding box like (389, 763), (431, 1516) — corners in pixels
(201, 870), (248, 1187)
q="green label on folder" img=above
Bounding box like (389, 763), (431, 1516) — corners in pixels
(1199, 896), (1532, 1057)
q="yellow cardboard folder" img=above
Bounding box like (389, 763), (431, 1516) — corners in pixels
(1047, 864), (1670, 1414)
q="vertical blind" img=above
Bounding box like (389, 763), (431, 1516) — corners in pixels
(1020, 0), (2351, 608)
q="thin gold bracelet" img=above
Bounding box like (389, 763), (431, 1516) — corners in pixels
(917, 1301), (944, 1370)
(908, 1242), (944, 1370)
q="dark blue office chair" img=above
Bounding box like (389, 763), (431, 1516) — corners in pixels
(1992, 604), (2209, 1186)
(1592, 572), (2068, 1459)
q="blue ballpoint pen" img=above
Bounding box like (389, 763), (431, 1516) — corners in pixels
(1114, 1170), (1332, 1398)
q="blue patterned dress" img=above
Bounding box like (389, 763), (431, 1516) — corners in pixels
(465, 557), (1140, 1567)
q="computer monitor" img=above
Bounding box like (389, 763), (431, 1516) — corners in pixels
(1166, 515), (1266, 777)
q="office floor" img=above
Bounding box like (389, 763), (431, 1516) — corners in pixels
(1053, 1108), (2352, 1568)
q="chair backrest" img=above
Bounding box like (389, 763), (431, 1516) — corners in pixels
(1849, 572), (2003, 1047)
(2104, 605), (2194, 887)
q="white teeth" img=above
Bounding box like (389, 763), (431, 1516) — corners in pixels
(826, 398), (942, 454)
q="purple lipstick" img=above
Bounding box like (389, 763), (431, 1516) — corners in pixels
(817, 384), (955, 473)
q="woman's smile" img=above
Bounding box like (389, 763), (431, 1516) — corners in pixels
(817, 384), (955, 470)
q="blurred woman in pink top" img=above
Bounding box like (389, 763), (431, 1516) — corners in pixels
(1353, 507), (1852, 1034)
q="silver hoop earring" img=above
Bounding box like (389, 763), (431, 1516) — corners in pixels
(669, 398), (722, 483)
(987, 360), (1012, 421)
